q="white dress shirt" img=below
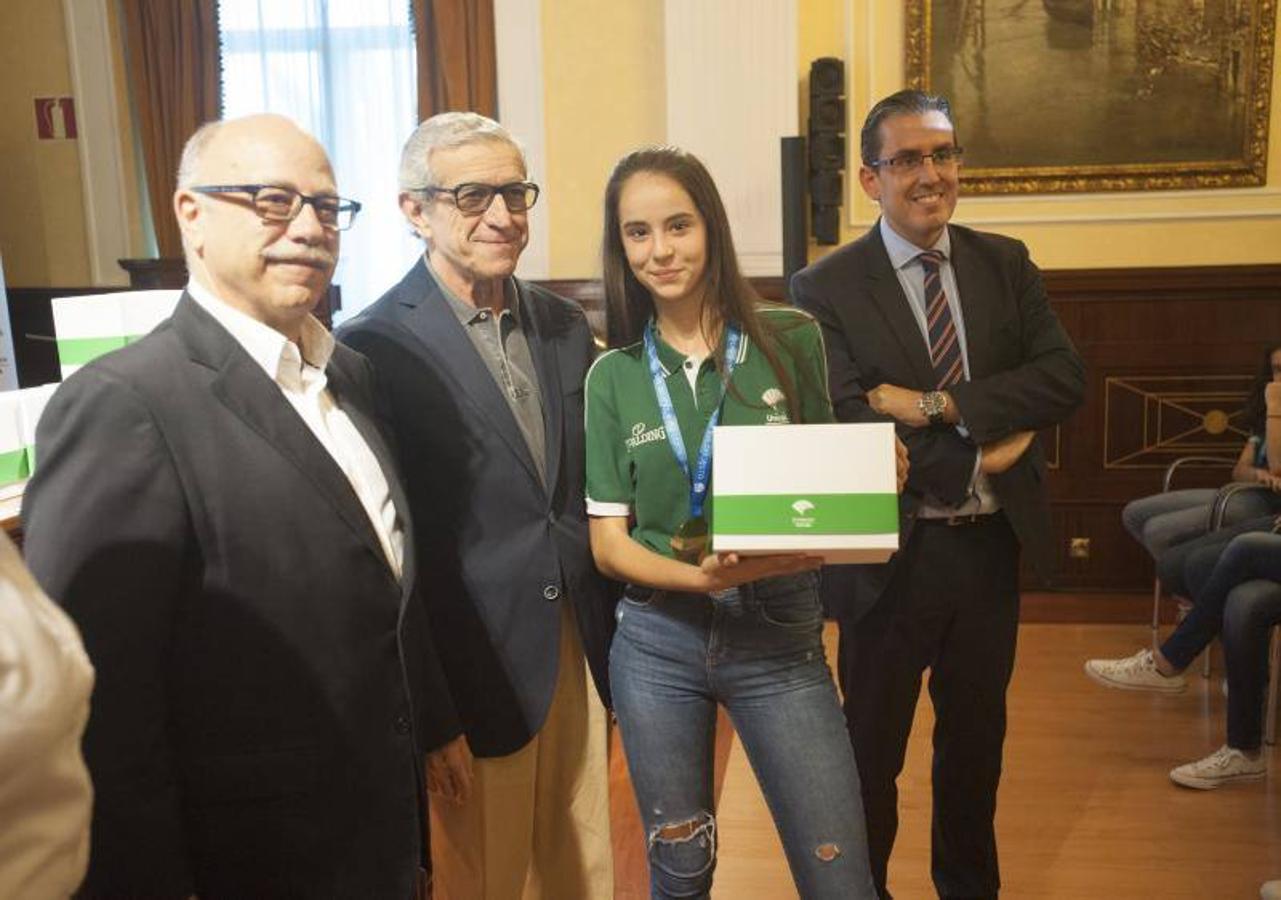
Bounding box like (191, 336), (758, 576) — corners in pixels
(0, 530), (94, 897)
(187, 281), (404, 579)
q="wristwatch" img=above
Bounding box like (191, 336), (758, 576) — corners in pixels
(918, 390), (948, 425)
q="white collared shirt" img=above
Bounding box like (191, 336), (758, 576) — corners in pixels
(187, 280), (404, 579)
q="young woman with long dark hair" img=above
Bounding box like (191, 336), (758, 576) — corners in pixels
(584, 146), (887, 899)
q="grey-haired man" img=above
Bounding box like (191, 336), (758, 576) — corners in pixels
(338, 112), (614, 900)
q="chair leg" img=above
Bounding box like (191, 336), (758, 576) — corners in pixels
(1151, 578), (1162, 648)
(1265, 626), (1280, 747)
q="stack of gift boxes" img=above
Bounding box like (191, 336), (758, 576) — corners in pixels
(0, 291), (180, 491)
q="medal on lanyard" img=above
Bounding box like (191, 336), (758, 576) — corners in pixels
(643, 319), (742, 564)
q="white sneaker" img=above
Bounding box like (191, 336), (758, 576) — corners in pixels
(1169, 745), (1266, 790)
(1084, 648), (1187, 693)
(1261, 879), (1281, 900)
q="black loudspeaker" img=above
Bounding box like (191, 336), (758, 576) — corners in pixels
(812, 207), (840, 247)
(780, 136), (807, 296)
(807, 57), (845, 246)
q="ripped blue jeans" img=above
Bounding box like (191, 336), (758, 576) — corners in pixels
(610, 572), (876, 899)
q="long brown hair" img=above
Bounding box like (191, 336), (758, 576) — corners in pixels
(600, 146), (808, 421)
(1244, 342), (1281, 435)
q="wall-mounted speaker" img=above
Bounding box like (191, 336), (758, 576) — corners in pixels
(807, 57), (844, 246)
(781, 136), (807, 295)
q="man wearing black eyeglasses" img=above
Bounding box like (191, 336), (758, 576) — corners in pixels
(793, 90), (1084, 900)
(337, 112), (615, 900)
(22, 113), (461, 897)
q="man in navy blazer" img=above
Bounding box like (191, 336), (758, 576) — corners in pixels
(337, 112), (614, 900)
(22, 114), (462, 898)
(793, 91), (1084, 899)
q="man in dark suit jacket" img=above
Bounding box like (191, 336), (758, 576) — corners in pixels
(337, 113), (615, 899)
(21, 114), (463, 898)
(793, 90), (1084, 900)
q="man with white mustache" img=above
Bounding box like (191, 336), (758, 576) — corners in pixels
(23, 113), (463, 896)
(793, 90), (1084, 900)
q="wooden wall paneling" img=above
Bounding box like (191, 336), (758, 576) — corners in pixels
(1043, 264), (1281, 591)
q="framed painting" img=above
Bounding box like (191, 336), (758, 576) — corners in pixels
(904, 0), (1276, 193)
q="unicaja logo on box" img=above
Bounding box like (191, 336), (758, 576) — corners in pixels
(791, 499), (816, 529)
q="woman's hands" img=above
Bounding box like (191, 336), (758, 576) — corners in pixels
(1253, 468), (1281, 491)
(696, 551), (822, 593)
(591, 516), (821, 595)
(1265, 379), (1281, 414)
(894, 435), (909, 493)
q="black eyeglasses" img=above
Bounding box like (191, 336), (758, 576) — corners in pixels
(190, 184), (362, 231)
(868, 147), (965, 174)
(410, 181), (540, 214)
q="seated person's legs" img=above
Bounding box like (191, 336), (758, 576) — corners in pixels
(1222, 576), (1281, 753)
(1154, 516), (1270, 598)
(1121, 489), (1217, 558)
(1085, 516), (1278, 691)
(1169, 572), (1280, 789)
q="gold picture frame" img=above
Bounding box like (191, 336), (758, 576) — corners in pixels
(905, 0), (1276, 194)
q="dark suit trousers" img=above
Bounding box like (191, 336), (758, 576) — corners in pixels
(837, 513), (1020, 900)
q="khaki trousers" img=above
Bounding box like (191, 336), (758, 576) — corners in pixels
(430, 600), (613, 900)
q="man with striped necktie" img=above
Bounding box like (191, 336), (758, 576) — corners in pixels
(793, 89), (1084, 900)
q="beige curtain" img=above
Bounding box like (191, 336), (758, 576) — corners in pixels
(412, 0), (497, 121)
(119, 0), (222, 258)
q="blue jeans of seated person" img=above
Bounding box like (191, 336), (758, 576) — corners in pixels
(1123, 488), (1280, 559)
(1177, 532), (1281, 750)
(1155, 514), (1277, 599)
(610, 572), (876, 900)
(1161, 525), (1277, 670)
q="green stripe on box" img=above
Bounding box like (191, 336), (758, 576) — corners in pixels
(57, 336), (130, 366)
(0, 447), (29, 484)
(714, 493), (898, 535)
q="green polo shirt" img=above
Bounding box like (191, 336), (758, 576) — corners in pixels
(585, 305), (832, 558)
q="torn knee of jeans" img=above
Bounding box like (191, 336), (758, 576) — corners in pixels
(647, 811), (717, 879)
(814, 842), (841, 862)
(650, 811), (716, 847)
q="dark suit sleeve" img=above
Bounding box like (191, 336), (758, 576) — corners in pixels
(792, 269), (978, 507)
(948, 241), (1085, 443)
(406, 581), (464, 753)
(345, 348), (463, 753)
(21, 369), (195, 896)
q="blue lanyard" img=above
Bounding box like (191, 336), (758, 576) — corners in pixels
(643, 319), (742, 520)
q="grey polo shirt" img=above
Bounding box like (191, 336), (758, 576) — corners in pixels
(425, 259), (548, 487)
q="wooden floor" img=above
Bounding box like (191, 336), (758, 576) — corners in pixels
(609, 616), (1281, 899)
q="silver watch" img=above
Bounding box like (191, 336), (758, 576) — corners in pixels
(918, 390), (948, 425)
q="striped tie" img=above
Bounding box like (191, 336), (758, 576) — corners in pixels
(919, 250), (964, 389)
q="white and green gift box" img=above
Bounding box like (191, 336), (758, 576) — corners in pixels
(53, 290), (181, 379)
(711, 422), (900, 564)
(0, 383), (58, 486)
(0, 392), (24, 485)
